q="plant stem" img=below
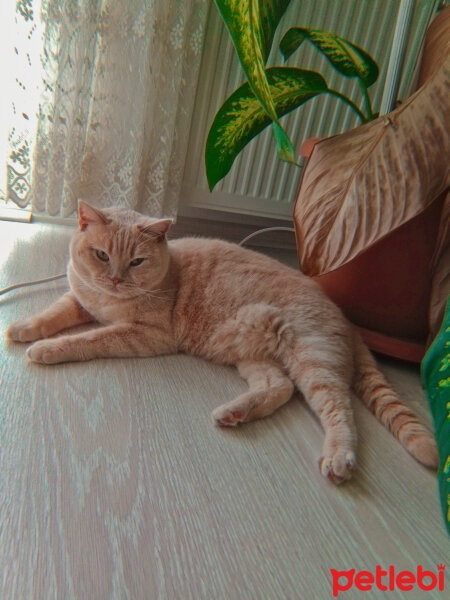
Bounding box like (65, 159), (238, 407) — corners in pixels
(358, 79), (374, 120)
(326, 89), (368, 123)
(278, 155), (304, 169)
(290, 160), (304, 169)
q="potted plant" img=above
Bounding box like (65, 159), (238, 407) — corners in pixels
(205, 0), (379, 190)
(205, 0), (449, 362)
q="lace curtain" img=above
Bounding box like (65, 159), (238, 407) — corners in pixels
(5, 0), (208, 218)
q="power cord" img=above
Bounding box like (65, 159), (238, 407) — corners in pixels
(238, 226), (296, 247)
(0, 226), (296, 296)
(0, 273), (67, 296)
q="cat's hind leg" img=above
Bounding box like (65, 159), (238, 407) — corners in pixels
(284, 337), (357, 484)
(212, 360), (294, 426)
(299, 372), (356, 484)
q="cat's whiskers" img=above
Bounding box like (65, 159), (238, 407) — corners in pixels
(142, 287), (176, 300)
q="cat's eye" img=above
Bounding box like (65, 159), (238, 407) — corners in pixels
(130, 257), (145, 267)
(95, 249), (109, 262)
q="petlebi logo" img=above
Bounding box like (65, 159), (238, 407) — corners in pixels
(330, 564), (446, 597)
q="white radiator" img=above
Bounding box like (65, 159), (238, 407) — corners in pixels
(181, 0), (439, 220)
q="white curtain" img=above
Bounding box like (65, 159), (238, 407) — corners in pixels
(6, 0), (208, 218)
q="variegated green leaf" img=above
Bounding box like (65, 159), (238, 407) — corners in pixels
(214, 0), (291, 123)
(280, 27), (379, 87)
(257, 0), (292, 63)
(205, 67), (328, 190)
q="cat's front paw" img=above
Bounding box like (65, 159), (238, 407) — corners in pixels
(26, 339), (67, 364)
(7, 318), (49, 342)
(319, 450), (356, 485)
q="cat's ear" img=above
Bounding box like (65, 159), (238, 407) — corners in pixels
(137, 218), (173, 242)
(78, 200), (108, 231)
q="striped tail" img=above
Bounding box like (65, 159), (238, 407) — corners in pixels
(352, 332), (438, 469)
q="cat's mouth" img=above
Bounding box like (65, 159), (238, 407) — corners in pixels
(106, 282), (129, 296)
(104, 280), (142, 299)
(90, 277), (127, 297)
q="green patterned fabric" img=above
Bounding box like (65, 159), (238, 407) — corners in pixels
(421, 296), (450, 536)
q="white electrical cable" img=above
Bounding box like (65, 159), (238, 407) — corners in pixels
(0, 227), (296, 296)
(0, 273), (67, 296)
(238, 226), (296, 247)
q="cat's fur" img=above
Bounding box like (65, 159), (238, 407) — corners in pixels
(7, 202), (438, 483)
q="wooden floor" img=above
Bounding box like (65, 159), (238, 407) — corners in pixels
(0, 220), (447, 599)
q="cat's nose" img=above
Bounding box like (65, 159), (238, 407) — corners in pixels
(110, 276), (123, 286)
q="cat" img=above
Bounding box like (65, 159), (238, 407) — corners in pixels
(7, 201), (438, 484)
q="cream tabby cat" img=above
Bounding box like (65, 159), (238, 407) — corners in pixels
(7, 202), (438, 483)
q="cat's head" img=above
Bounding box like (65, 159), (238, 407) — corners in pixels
(70, 201), (172, 298)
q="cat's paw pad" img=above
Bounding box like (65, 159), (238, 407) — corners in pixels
(319, 451), (356, 485)
(26, 340), (65, 364)
(7, 319), (48, 342)
(212, 406), (246, 427)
